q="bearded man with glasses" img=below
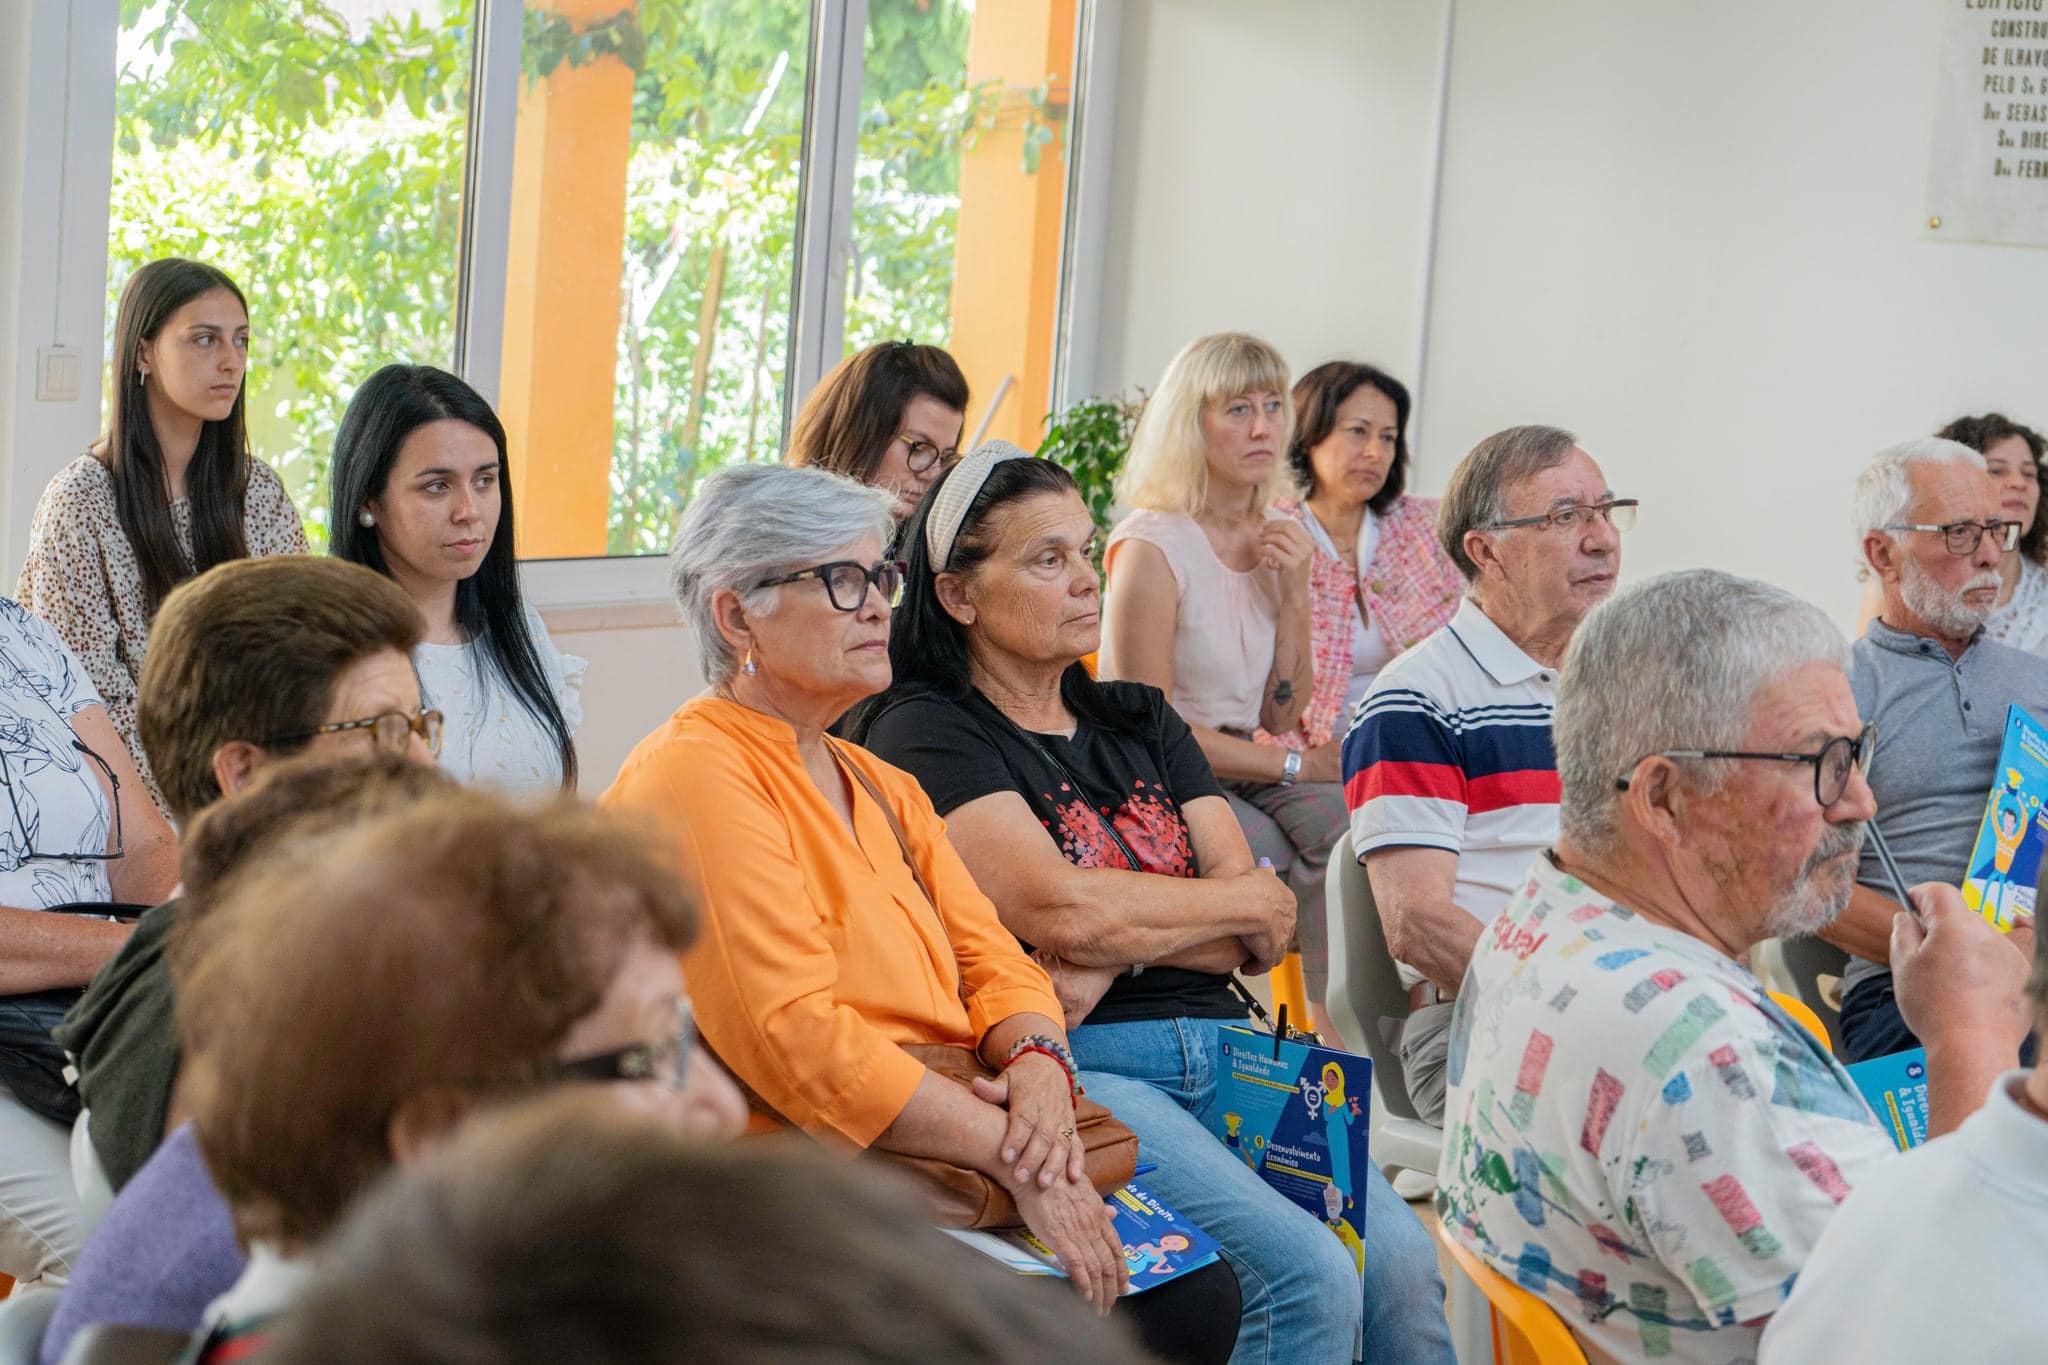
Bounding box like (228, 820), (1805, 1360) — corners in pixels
(1436, 569), (2030, 1365)
(1820, 437), (2048, 1063)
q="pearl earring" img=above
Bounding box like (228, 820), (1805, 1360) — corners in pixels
(742, 648), (757, 676)
(357, 510), (376, 528)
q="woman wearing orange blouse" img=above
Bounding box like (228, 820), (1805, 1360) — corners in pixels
(603, 465), (1238, 1357)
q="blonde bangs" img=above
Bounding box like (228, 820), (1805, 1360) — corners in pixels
(1115, 332), (1298, 516)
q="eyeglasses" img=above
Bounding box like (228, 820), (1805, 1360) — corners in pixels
(542, 1000), (697, 1092)
(1883, 519), (2021, 556)
(1616, 723), (1876, 809)
(896, 433), (957, 475)
(0, 739), (124, 864)
(264, 708), (445, 757)
(756, 559), (906, 612)
(1481, 499), (1639, 534)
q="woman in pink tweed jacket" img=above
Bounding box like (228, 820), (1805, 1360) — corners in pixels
(1270, 363), (1462, 748)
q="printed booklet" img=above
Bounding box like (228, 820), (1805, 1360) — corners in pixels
(944, 1179), (1222, 1294)
(1846, 1047), (1930, 1151)
(1211, 1026), (1372, 1278)
(1959, 703), (2048, 930)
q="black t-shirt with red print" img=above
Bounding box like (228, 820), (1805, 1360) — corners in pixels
(862, 682), (1245, 1026)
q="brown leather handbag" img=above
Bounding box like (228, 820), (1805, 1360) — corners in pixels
(890, 1042), (1139, 1229)
(832, 745), (1140, 1229)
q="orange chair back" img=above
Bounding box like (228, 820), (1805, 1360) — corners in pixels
(1435, 1221), (1589, 1365)
(1767, 990), (1832, 1052)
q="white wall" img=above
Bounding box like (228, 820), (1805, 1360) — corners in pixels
(1417, 0), (2048, 624)
(1089, 0), (2048, 627)
(1085, 0), (1451, 413)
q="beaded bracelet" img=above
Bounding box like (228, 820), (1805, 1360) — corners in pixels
(1003, 1033), (1082, 1100)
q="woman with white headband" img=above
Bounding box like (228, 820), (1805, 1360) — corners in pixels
(854, 443), (1453, 1365)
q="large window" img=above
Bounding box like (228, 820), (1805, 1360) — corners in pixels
(111, 0), (475, 549)
(107, 0), (1083, 567)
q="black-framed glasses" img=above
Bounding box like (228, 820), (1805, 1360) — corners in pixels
(264, 708), (445, 757)
(1883, 519), (2021, 556)
(0, 738), (124, 864)
(756, 559), (906, 611)
(541, 1000), (696, 1092)
(1481, 499), (1639, 534)
(1616, 723), (1876, 809)
(896, 433), (958, 475)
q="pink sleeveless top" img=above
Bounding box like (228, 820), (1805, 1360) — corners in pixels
(1104, 508), (1286, 733)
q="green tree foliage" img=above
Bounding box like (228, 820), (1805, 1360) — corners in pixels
(110, 0), (1052, 556)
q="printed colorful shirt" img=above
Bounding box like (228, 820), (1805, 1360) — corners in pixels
(1436, 853), (1897, 1364)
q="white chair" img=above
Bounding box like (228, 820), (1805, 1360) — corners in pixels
(0, 1288), (58, 1365)
(1323, 830), (1444, 1186)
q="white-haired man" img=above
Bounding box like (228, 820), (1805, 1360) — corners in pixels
(1436, 569), (2028, 1365)
(1824, 437), (2048, 1062)
(1342, 425), (1628, 1124)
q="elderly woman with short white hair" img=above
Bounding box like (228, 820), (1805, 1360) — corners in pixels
(602, 464), (1242, 1363)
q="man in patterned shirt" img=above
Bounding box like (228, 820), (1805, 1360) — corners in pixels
(1437, 569), (2031, 1365)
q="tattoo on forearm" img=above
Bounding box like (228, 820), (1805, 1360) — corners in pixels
(1273, 679), (1294, 706)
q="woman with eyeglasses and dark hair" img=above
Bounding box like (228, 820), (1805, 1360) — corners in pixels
(1281, 362), (1462, 742)
(1940, 412), (2048, 654)
(852, 445), (1453, 1365)
(18, 258), (309, 810)
(785, 340), (970, 526)
(329, 364), (583, 793)
(604, 463), (1242, 1363)
(0, 597), (175, 1291)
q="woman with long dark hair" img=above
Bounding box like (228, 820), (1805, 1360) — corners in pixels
(329, 365), (581, 792)
(18, 258), (308, 807)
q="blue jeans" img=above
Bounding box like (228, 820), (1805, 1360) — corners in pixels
(1073, 1015), (1453, 1365)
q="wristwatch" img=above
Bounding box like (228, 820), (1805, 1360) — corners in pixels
(1279, 749), (1303, 786)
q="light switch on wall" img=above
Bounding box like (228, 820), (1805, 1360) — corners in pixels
(35, 347), (81, 402)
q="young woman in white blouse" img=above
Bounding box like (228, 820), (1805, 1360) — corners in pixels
(328, 366), (582, 792)
(18, 259), (308, 808)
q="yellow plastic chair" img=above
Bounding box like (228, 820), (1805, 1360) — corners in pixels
(1434, 1220), (1589, 1365)
(1269, 951), (1310, 1028)
(1767, 990), (1831, 1052)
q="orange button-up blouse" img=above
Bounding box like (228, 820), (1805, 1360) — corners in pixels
(601, 696), (1061, 1149)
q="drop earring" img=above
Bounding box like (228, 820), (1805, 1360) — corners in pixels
(742, 648), (757, 676)
(357, 510), (376, 528)
(136, 371), (146, 387)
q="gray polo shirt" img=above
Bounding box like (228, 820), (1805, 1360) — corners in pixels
(1845, 620), (2048, 996)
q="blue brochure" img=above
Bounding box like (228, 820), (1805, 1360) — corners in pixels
(1847, 1047), (1930, 1151)
(944, 1179), (1222, 1294)
(1212, 1026), (1371, 1278)
(1960, 703), (2048, 930)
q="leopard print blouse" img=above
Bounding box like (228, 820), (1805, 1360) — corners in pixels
(17, 453), (309, 812)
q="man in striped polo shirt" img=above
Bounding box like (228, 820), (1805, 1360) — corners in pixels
(1341, 424), (1629, 1124)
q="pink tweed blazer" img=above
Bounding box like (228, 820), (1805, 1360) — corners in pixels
(1270, 493), (1464, 748)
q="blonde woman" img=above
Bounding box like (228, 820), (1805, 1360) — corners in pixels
(1099, 333), (1345, 1041)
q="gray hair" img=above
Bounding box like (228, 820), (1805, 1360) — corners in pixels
(668, 464), (896, 682)
(1850, 437), (1986, 545)
(1437, 425), (1579, 581)
(1555, 569), (1848, 853)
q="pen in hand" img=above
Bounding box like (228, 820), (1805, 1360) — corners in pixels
(1863, 822), (1920, 920)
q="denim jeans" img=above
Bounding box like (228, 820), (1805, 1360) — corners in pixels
(1073, 1015), (1453, 1365)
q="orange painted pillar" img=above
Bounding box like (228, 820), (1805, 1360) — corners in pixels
(496, 0), (634, 558)
(947, 0), (1074, 451)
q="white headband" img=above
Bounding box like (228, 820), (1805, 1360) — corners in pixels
(924, 440), (1035, 571)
